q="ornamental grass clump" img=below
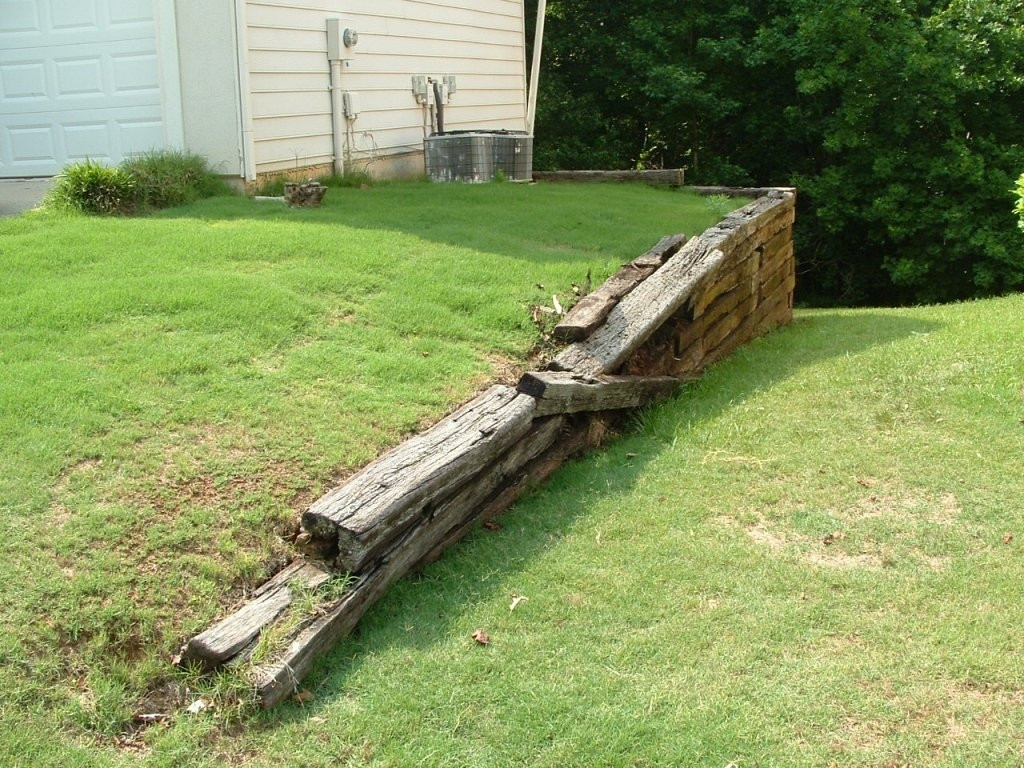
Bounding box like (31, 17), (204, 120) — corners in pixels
(46, 158), (137, 215)
(45, 150), (233, 215)
(121, 149), (234, 211)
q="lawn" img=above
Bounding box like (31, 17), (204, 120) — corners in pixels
(3, 184), (1022, 766)
(0, 181), (737, 765)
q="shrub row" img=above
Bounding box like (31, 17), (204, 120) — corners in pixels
(46, 151), (234, 216)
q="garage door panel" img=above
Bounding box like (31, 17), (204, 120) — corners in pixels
(62, 120), (111, 160)
(3, 106), (165, 175)
(2, 61), (47, 101)
(54, 56), (104, 97)
(2, 42), (161, 113)
(0, 2), (41, 35)
(0, 0), (164, 177)
(1, 1), (154, 48)
(49, 0), (100, 32)
(8, 125), (56, 165)
(109, 0), (153, 26)
(117, 116), (163, 151)
(111, 52), (159, 93)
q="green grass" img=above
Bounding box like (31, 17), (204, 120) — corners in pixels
(0, 181), (734, 765)
(4, 184), (1022, 766)
(232, 296), (1021, 768)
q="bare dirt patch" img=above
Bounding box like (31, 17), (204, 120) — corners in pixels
(846, 484), (961, 526)
(831, 678), (1024, 761)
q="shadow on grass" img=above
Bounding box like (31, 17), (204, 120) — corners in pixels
(262, 308), (939, 721)
(154, 183), (730, 270)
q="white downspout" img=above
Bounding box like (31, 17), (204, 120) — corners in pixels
(525, 0), (546, 136)
(329, 59), (346, 176)
(233, 0), (257, 181)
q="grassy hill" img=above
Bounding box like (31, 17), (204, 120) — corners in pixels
(2, 184), (1022, 766)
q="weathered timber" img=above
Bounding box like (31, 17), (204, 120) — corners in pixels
(301, 386), (537, 573)
(416, 412), (612, 569)
(688, 185), (795, 198)
(551, 236), (726, 376)
(410, 415), (568, 568)
(632, 233), (689, 268)
(255, 571), (383, 707)
(178, 561), (332, 670)
(703, 193), (794, 253)
(517, 371), (685, 417)
(255, 416), (565, 707)
(533, 169), (685, 186)
(185, 189), (799, 709)
(553, 234), (687, 342)
(689, 250), (759, 319)
(760, 224), (794, 265)
(759, 243), (796, 302)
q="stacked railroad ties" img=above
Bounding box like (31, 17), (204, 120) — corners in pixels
(178, 188), (796, 706)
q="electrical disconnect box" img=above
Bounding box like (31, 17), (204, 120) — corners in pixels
(342, 91), (360, 119)
(412, 76), (455, 105)
(411, 76), (428, 104)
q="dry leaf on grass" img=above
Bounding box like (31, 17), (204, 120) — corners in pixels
(509, 594), (528, 612)
(185, 699), (207, 715)
(471, 629), (491, 645)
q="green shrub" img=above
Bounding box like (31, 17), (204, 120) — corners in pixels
(47, 160), (136, 215)
(45, 151), (233, 216)
(120, 150), (234, 211)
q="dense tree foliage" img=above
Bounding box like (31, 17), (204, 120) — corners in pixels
(526, 0), (1024, 305)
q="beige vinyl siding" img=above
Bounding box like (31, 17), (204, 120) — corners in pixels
(243, 0), (526, 176)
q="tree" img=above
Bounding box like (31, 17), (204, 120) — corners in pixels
(528, 0), (1024, 305)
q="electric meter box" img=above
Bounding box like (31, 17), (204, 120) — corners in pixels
(327, 19), (357, 60)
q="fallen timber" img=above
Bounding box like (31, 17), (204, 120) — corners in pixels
(552, 234), (687, 342)
(177, 188), (797, 707)
(301, 385), (538, 573)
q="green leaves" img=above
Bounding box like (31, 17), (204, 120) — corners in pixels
(1014, 173), (1024, 231)
(530, 0), (1024, 304)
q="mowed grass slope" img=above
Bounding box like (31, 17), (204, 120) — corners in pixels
(203, 294), (1019, 768)
(179, 295), (1021, 767)
(0, 182), (733, 765)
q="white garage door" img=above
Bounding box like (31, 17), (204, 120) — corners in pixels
(0, 0), (166, 178)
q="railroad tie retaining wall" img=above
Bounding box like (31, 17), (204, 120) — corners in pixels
(177, 187), (796, 707)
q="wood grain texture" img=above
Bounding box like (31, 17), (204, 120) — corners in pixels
(256, 416), (565, 707)
(532, 169), (685, 186)
(551, 236), (726, 376)
(178, 561), (332, 669)
(301, 386), (537, 573)
(518, 371), (685, 416)
(553, 234), (687, 341)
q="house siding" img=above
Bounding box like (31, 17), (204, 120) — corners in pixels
(174, 0), (242, 177)
(242, 0), (527, 177)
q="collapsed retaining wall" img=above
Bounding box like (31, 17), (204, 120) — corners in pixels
(178, 188), (796, 707)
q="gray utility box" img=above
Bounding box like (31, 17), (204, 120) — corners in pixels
(424, 131), (533, 183)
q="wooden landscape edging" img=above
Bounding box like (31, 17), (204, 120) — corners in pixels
(177, 187), (797, 708)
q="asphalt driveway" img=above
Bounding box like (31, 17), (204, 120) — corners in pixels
(0, 179), (52, 217)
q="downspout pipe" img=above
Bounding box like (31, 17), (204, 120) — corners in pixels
(232, 0), (257, 181)
(329, 58), (346, 176)
(525, 0), (546, 135)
